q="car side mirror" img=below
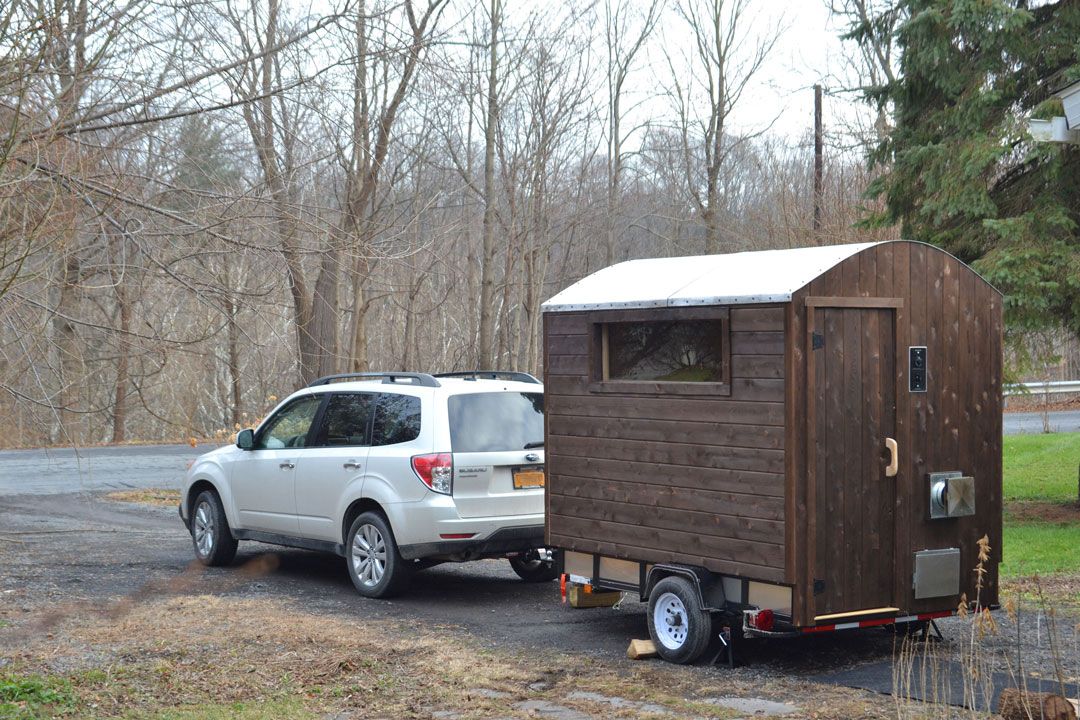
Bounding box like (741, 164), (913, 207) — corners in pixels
(236, 428), (255, 450)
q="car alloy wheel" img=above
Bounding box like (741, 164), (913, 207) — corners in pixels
(351, 522), (387, 587)
(193, 500), (215, 558)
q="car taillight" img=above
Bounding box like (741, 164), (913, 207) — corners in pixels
(748, 608), (775, 632)
(412, 453), (453, 495)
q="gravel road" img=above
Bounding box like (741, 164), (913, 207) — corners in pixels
(1, 489), (1076, 691)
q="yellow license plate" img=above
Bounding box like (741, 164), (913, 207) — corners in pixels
(512, 468), (545, 489)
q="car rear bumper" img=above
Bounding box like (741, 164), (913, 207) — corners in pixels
(398, 525), (546, 560)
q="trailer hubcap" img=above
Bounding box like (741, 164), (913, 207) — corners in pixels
(653, 592), (689, 650)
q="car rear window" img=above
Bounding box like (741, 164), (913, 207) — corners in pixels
(448, 392), (544, 453)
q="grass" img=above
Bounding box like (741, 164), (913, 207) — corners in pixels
(0, 595), (886, 720)
(0, 673), (76, 719)
(1002, 523), (1080, 576)
(1001, 431), (1080, 578)
(125, 699), (316, 719)
(1003, 432), (1080, 502)
(103, 489), (181, 507)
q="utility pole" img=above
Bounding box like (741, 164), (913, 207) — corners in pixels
(813, 84), (823, 239)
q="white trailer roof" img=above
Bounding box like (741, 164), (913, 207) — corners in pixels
(542, 242), (881, 312)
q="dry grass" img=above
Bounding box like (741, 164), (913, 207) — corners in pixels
(103, 489), (182, 507)
(0, 592), (897, 720)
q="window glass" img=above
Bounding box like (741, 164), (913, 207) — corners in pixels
(371, 394), (421, 446)
(448, 392), (544, 453)
(256, 395), (323, 449)
(606, 319), (725, 382)
(312, 393), (376, 447)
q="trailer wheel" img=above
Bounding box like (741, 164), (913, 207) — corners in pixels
(647, 576), (712, 664)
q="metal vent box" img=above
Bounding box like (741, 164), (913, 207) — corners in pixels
(913, 548), (961, 599)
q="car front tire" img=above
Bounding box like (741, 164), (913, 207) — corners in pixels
(346, 511), (411, 598)
(190, 489), (238, 566)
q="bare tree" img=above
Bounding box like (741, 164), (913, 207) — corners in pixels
(666, 0), (781, 254)
(604, 0), (662, 266)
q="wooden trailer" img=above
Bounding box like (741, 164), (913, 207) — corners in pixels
(541, 240), (1002, 664)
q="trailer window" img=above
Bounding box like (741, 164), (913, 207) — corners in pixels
(603, 320), (725, 382)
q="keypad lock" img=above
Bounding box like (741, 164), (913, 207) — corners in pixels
(909, 346), (927, 392)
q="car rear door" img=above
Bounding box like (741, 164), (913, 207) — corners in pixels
(294, 392), (376, 541)
(448, 391), (545, 519)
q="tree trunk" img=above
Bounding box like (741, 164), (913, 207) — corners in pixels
(110, 270), (131, 443)
(477, 0), (501, 369)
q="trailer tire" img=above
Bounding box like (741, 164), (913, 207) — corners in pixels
(647, 576), (712, 664)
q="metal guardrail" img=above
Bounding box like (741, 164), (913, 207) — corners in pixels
(1004, 380), (1080, 396)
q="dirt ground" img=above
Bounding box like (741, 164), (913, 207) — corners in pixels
(1, 492), (1077, 719)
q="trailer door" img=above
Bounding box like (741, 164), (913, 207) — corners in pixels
(810, 305), (897, 617)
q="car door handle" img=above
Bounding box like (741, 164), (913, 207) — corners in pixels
(279, 462), (295, 470)
(343, 462), (361, 470)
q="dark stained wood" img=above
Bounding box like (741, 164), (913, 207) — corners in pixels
(544, 240), (1001, 620)
(550, 454), (785, 498)
(551, 475), (785, 520)
(804, 296), (902, 308)
(545, 313), (589, 335)
(548, 532), (787, 584)
(550, 495), (784, 544)
(550, 415), (784, 449)
(731, 355), (784, 378)
(550, 435), (785, 474)
(549, 515), (784, 569)
(547, 333), (587, 356)
(547, 394), (785, 426)
(786, 289), (807, 612)
(731, 331), (785, 355)
(546, 354), (588, 375)
(729, 306), (786, 331)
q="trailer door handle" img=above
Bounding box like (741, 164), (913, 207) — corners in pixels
(884, 438), (898, 477)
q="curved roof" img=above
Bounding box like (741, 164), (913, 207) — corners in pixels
(542, 242), (881, 312)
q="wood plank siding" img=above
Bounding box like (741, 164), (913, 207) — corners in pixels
(544, 305), (788, 584)
(793, 242), (1002, 623)
(544, 241), (1001, 626)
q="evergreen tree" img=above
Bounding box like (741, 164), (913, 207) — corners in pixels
(860, 0), (1080, 341)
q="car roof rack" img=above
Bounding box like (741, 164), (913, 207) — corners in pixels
(433, 371), (541, 384)
(307, 372), (441, 388)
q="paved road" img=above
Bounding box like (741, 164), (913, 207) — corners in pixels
(1004, 409), (1080, 435)
(0, 443), (210, 495)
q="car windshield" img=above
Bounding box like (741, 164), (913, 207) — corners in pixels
(448, 392), (544, 453)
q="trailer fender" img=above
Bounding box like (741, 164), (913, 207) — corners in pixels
(644, 564), (726, 612)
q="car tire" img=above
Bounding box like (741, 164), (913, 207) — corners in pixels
(346, 511), (411, 598)
(647, 575), (712, 664)
(190, 489), (238, 567)
(508, 550), (560, 582)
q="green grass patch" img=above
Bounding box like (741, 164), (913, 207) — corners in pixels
(0, 673), (75, 719)
(1003, 432), (1080, 502)
(1002, 522), (1080, 577)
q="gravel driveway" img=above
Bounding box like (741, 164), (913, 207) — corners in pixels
(1, 490), (1076, 690)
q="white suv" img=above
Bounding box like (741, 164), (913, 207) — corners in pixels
(179, 371), (554, 597)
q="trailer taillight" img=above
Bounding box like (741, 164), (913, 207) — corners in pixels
(748, 608), (774, 632)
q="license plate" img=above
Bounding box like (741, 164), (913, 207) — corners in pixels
(512, 468), (545, 489)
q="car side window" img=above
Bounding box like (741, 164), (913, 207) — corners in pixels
(256, 395), (323, 449)
(371, 393), (421, 446)
(312, 393), (376, 447)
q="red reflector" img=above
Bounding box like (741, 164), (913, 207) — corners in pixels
(749, 608), (775, 632)
(439, 533), (475, 539)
